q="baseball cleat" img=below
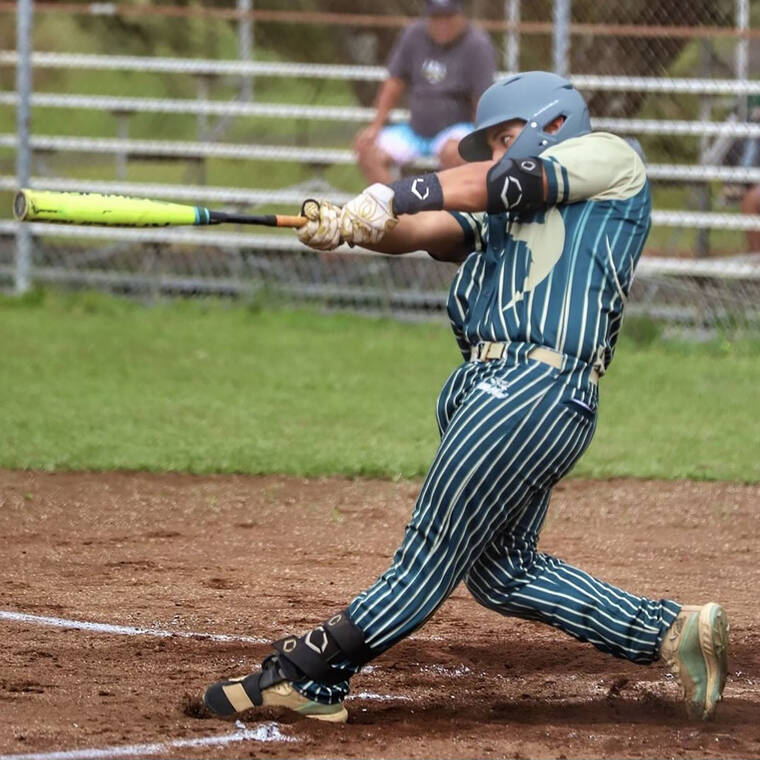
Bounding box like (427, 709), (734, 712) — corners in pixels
(203, 655), (348, 723)
(660, 602), (729, 720)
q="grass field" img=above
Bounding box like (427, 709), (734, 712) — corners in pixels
(2, 290), (758, 482)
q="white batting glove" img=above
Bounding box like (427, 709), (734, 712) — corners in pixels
(340, 183), (399, 246)
(297, 199), (342, 251)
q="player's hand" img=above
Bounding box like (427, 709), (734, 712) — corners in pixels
(297, 199), (342, 251)
(340, 183), (399, 246)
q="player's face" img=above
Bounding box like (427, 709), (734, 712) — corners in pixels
(486, 119), (527, 161)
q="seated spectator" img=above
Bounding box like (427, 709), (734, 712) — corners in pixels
(354, 0), (496, 184)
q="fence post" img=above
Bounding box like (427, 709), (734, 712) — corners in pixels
(552, 0), (571, 77)
(238, 0), (253, 102)
(503, 0), (520, 74)
(696, 40), (713, 259)
(736, 0), (749, 122)
(15, 0), (33, 294)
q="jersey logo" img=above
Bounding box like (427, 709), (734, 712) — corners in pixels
(502, 206), (565, 311)
(422, 58), (447, 85)
(475, 377), (509, 399)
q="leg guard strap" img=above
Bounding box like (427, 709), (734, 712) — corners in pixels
(272, 609), (373, 686)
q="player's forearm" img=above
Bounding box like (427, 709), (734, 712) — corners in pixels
(436, 160), (550, 212)
(362, 214), (441, 252)
(437, 162), (491, 211)
(361, 213), (467, 262)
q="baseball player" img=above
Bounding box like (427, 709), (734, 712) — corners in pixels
(204, 71), (729, 724)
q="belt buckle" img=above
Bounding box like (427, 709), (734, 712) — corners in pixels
(470, 341), (490, 362)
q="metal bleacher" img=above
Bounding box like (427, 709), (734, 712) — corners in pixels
(2, 50), (760, 320)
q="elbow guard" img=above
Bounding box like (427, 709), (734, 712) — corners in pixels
(486, 156), (544, 215)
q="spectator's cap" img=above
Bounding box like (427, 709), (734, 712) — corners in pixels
(426, 0), (464, 16)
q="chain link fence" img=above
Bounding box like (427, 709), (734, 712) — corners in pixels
(1, 0), (759, 332)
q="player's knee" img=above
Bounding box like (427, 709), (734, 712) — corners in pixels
(464, 574), (498, 608)
(465, 543), (541, 606)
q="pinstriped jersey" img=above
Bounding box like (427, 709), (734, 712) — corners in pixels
(449, 131), (651, 381)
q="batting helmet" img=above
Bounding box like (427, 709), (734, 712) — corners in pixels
(458, 71), (591, 162)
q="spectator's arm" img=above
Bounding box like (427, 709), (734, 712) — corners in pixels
(354, 77), (406, 153)
(370, 76), (406, 132)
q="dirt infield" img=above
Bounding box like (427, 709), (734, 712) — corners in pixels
(1, 470), (758, 759)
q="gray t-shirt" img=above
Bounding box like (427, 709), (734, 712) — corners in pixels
(387, 20), (496, 138)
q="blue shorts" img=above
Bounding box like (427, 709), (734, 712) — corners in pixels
(377, 122), (473, 165)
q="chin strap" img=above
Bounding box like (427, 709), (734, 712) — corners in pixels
(271, 609), (374, 686)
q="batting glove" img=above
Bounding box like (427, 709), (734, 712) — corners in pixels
(340, 183), (399, 246)
(297, 199), (342, 251)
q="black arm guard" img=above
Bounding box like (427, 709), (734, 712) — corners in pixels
(486, 156), (545, 215)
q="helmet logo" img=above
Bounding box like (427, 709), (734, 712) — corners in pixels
(500, 176), (523, 210)
(532, 98), (560, 119)
(412, 178), (430, 200)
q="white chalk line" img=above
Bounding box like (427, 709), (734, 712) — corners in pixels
(0, 610), (268, 644)
(0, 722), (295, 760)
(0, 609), (442, 645)
(348, 691), (412, 702)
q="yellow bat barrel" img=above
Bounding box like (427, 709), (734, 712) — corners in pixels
(13, 189), (201, 227)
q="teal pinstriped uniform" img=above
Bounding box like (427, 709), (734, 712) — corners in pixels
(295, 132), (681, 705)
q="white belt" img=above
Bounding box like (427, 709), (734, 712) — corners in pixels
(469, 342), (599, 385)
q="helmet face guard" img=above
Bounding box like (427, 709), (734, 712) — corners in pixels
(459, 71), (591, 162)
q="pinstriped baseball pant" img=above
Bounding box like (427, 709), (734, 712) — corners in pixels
(295, 358), (681, 704)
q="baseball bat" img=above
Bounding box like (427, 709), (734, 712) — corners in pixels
(13, 189), (314, 228)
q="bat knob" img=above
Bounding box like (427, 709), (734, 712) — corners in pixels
(13, 190), (29, 222)
(301, 199), (320, 221)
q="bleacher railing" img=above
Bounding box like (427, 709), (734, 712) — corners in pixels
(1, 2), (759, 331)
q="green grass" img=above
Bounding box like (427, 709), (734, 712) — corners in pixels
(1, 291), (758, 482)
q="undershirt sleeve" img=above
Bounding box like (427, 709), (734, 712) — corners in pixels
(448, 211), (488, 252)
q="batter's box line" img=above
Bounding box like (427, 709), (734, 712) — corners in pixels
(0, 722), (295, 760)
(0, 609), (268, 644)
(0, 609), (444, 646)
